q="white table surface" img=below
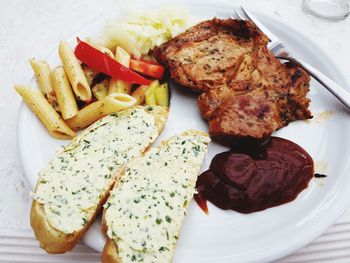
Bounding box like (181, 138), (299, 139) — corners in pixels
(1, 0), (350, 262)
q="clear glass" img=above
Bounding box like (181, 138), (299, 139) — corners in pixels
(302, 0), (350, 20)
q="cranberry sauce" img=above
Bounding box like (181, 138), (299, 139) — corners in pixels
(195, 137), (314, 213)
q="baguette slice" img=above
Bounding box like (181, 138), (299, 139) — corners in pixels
(102, 130), (210, 263)
(30, 106), (168, 254)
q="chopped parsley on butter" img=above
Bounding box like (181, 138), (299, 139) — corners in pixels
(105, 132), (210, 263)
(34, 108), (159, 234)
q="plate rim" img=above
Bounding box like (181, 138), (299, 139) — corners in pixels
(17, 1), (350, 262)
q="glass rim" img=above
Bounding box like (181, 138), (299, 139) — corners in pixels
(302, 0), (350, 21)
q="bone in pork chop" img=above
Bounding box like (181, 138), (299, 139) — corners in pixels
(153, 18), (312, 145)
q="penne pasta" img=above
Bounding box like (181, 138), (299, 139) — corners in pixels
(58, 41), (91, 102)
(15, 85), (76, 139)
(66, 93), (137, 130)
(82, 64), (98, 87)
(50, 66), (79, 120)
(131, 85), (149, 105)
(98, 46), (114, 58)
(108, 79), (131, 94)
(114, 46), (130, 67)
(85, 39), (115, 58)
(92, 78), (109, 101)
(29, 59), (60, 111)
(131, 80), (159, 105)
(108, 46), (131, 94)
(154, 83), (170, 107)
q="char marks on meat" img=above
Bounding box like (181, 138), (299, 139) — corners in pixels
(153, 18), (312, 145)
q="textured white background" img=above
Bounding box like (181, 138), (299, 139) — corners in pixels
(1, 0), (350, 262)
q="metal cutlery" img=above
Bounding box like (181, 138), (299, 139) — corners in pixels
(231, 7), (350, 110)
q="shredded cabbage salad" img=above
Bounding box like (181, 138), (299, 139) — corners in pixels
(96, 6), (189, 59)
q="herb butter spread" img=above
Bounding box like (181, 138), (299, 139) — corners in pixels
(104, 131), (210, 263)
(34, 108), (159, 234)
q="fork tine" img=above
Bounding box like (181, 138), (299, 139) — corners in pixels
(234, 10), (246, 20)
(229, 10), (239, 20)
(241, 6), (279, 43)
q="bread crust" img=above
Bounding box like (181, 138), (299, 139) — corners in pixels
(31, 183), (113, 254)
(102, 238), (122, 263)
(101, 130), (209, 262)
(30, 106), (168, 254)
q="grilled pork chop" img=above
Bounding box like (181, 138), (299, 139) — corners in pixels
(154, 18), (312, 145)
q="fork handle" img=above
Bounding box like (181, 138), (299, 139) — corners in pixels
(279, 56), (350, 110)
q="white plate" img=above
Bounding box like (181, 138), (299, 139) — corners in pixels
(18, 1), (350, 262)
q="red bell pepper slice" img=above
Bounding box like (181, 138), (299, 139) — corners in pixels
(74, 39), (151, 85)
(129, 58), (165, 79)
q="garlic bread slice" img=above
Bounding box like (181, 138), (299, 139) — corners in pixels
(31, 106), (168, 254)
(102, 130), (210, 263)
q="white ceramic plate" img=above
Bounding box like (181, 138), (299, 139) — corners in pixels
(18, 1), (350, 262)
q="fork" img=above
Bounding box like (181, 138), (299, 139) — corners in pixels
(231, 7), (350, 110)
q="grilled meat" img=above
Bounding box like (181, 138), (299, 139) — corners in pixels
(154, 18), (312, 145)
